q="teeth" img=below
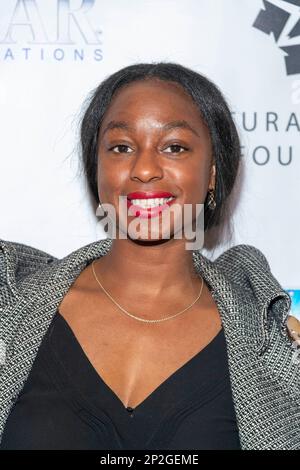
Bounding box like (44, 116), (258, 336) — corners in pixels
(130, 197), (174, 208)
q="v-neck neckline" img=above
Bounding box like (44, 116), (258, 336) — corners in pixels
(49, 311), (225, 416)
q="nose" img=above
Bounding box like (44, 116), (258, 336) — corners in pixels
(130, 147), (163, 183)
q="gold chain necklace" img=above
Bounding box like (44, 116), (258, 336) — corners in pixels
(91, 259), (204, 324)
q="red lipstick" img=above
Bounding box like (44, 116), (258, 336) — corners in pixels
(126, 191), (176, 219)
(127, 191), (175, 200)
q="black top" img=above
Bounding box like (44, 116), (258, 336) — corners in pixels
(1, 312), (240, 450)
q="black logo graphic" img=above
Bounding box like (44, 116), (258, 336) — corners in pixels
(253, 0), (300, 75)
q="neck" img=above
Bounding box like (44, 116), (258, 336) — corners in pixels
(94, 237), (202, 304)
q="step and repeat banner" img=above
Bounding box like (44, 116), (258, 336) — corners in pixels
(0, 0), (299, 318)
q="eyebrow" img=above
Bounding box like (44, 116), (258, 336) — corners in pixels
(101, 119), (201, 138)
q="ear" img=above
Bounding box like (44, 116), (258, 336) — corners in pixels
(208, 163), (216, 190)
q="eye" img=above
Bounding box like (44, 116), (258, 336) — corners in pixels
(109, 144), (134, 154)
(164, 144), (189, 154)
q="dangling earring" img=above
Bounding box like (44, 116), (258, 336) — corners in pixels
(207, 189), (216, 210)
(96, 201), (104, 216)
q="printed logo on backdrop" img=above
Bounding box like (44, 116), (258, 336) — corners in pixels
(231, 0), (300, 167)
(253, 0), (300, 75)
(0, 0), (103, 62)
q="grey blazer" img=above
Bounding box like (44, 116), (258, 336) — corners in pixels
(0, 237), (299, 450)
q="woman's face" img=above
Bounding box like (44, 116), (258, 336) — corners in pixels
(97, 78), (215, 242)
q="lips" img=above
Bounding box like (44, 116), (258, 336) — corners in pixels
(127, 191), (175, 200)
(126, 192), (176, 219)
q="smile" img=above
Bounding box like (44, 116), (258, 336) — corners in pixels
(126, 196), (176, 219)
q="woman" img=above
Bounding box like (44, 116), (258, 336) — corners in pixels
(0, 62), (299, 450)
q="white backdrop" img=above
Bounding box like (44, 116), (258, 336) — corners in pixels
(0, 0), (299, 318)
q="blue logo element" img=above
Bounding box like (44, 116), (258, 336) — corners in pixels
(286, 289), (300, 320)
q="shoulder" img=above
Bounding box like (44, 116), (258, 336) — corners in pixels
(214, 243), (270, 272)
(0, 238), (58, 287)
(212, 244), (297, 345)
(211, 243), (272, 291)
(210, 243), (292, 330)
(212, 242), (290, 295)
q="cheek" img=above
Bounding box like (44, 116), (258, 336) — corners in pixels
(97, 160), (128, 202)
(172, 159), (211, 202)
(97, 160), (113, 202)
(191, 169), (210, 200)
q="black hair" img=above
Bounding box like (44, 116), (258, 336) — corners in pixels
(79, 61), (241, 232)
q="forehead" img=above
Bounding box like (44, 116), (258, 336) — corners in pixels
(101, 79), (204, 125)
